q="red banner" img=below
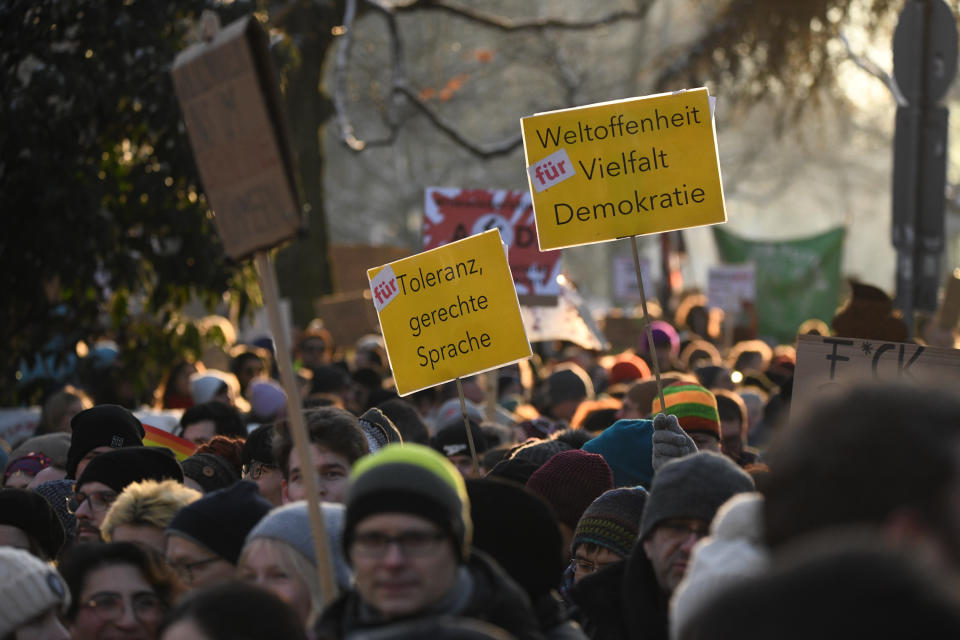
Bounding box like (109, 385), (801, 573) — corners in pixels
(424, 188), (561, 303)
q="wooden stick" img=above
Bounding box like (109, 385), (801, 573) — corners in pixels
(254, 251), (339, 605)
(630, 236), (666, 411)
(455, 377), (481, 476)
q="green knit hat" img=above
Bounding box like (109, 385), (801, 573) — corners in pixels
(345, 443), (472, 560)
(651, 382), (721, 439)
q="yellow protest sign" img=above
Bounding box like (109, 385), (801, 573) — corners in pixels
(521, 88), (726, 251)
(368, 229), (531, 396)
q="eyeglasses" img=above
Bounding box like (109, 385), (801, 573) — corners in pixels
(168, 556), (225, 582)
(80, 592), (165, 624)
(242, 461), (278, 480)
(571, 557), (618, 576)
(66, 490), (118, 514)
(351, 530), (446, 558)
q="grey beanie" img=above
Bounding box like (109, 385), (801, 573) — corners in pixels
(0, 547), (70, 636)
(639, 452), (754, 541)
(244, 501), (352, 589)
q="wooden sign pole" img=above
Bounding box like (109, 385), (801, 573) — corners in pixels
(455, 377), (481, 477)
(630, 236), (666, 411)
(254, 251), (338, 605)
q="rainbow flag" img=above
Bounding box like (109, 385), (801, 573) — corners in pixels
(143, 424), (196, 461)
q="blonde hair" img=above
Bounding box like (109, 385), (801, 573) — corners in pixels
(101, 479), (202, 541)
(237, 538), (324, 627)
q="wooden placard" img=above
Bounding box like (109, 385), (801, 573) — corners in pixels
(330, 244), (411, 294)
(172, 16), (303, 259)
(313, 291), (382, 347)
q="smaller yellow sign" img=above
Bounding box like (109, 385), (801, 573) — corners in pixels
(368, 229), (532, 396)
(521, 88), (726, 251)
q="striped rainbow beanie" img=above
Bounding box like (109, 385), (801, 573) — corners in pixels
(344, 443), (472, 560)
(651, 382), (721, 439)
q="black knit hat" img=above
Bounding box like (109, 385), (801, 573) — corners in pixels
(181, 453), (239, 493)
(166, 480), (272, 564)
(639, 452), (754, 541)
(0, 488), (65, 560)
(76, 446), (183, 493)
(66, 405), (144, 479)
(467, 479), (565, 598)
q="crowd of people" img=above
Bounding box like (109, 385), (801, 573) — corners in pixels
(3, 285), (960, 639)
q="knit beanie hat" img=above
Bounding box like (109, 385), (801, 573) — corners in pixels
(0, 547), (70, 636)
(244, 501), (352, 589)
(650, 382), (721, 440)
(33, 479), (76, 546)
(582, 419), (655, 489)
(510, 439), (571, 468)
(8, 433), (71, 469)
(76, 446), (183, 493)
(166, 480), (272, 564)
(467, 478), (565, 598)
(248, 379), (287, 420)
(66, 405), (145, 478)
(0, 488), (65, 560)
(4, 453), (51, 484)
(571, 487), (648, 558)
(486, 456), (541, 486)
(345, 443), (472, 560)
(181, 453), (239, 493)
(543, 364), (595, 408)
(358, 407), (403, 453)
(525, 449), (614, 530)
(189, 370), (233, 404)
(639, 452), (755, 541)
(608, 353), (652, 386)
(431, 420), (489, 459)
(638, 320), (681, 358)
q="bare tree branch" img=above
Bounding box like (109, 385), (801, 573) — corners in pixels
(839, 32), (906, 106)
(375, 0), (654, 31)
(332, 0), (656, 157)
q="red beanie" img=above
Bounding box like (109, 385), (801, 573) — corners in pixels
(525, 449), (614, 530)
(608, 353), (652, 385)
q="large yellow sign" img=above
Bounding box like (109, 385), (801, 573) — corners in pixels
(521, 88), (726, 251)
(368, 229), (531, 396)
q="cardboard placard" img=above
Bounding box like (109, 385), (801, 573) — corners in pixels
(603, 315), (645, 351)
(423, 187), (562, 305)
(521, 282), (608, 351)
(792, 334), (960, 412)
(314, 290), (382, 347)
(612, 255), (655, 302)
(172, 16), (303, 259)
(708, 264), (756, 312)
(521, 88), (726, 251)
(330, 244), (412, 294)
(368, 229), (531, 396)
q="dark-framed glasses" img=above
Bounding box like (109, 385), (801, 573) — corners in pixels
(351, 530), (446, 558)
(168, 556), (224, 582)
(66, 490), (118, 514)
(242, 461), (278, 480)
(80, 591), (164, 623)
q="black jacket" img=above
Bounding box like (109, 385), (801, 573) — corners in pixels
(568, 540), (668, 640)
(316, 549), (544, 640)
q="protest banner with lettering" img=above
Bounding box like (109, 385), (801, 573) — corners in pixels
(423, 188), (562, 305)
(368, 229), (531, 396)
(172, 16), (303, 259)
(714, 227), (844, 344)
(708, 264), (756, 313)
(521, 88), (726, 251)
(792, 334), (960, 412)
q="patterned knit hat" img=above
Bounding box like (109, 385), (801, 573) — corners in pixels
(345, 443), (472, 560)
(0, 547), (70, 636)
(582, 419), (655, 489)
(358, 407), (403, 453)
(571, 487), (648, 557)
(651, 382), (721, 439)
(525, 449), (614, 530)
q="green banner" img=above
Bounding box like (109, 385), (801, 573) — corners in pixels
(712, 227), (845, 344)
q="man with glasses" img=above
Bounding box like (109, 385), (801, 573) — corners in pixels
(570, 452), (754, 639)
(315, 443), (541, 640)
(69, 446), (183, 543)
(241, 424), (283, 505)
(164, 480), (272, 591)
